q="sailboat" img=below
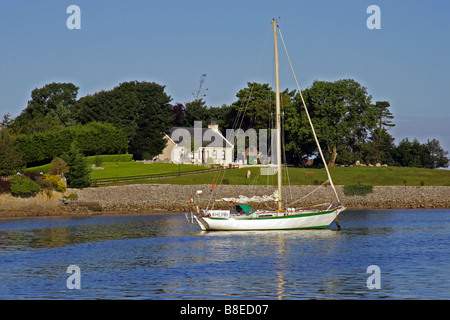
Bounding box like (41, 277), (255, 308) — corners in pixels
(189, 20), (346, 231)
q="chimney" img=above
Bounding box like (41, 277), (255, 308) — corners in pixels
(208, 120), (219, 132)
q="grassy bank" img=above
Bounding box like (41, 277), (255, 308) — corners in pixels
(90, 163), (449, 186)
(26, 157), (449, 186)
(90, 162), (206, 180)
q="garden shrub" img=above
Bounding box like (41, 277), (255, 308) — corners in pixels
(44, 174), (67, 193)
(62, 144), (91, 188)
(94, 156), (103, 167)
(343, 184), (373, 196)
(9, 175), (41, 196)
(49, 157), (68, 176)
(0, 179), (11, 194)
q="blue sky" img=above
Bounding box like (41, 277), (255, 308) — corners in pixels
(1, 0), (449, 153)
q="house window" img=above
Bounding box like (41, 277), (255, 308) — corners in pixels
(222, 150), (226, 160)
(213, 150), (217, 159)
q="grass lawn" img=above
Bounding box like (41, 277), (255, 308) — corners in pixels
(27, 158), (449, 186)
(90, 162), (207, 180)
(111, 164), (450, 186)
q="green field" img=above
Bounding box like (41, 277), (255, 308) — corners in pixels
(90, 162), (206, 180)
(26, 156), (450, 186)
(90, 162), (450, 186)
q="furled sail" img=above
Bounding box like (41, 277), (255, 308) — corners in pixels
(219, 191), (279, 204)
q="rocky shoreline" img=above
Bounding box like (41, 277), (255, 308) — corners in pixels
(1, 184), (449, 218)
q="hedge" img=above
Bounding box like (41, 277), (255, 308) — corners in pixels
(25, 154), (133, 174)
(84, 154), (133, 165)
(14, 122), (128, 166)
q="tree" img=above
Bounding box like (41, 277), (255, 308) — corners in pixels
(49, 157), (69, 176)
(291, 79), (377, 168)
(394, 138), (449, 169)
(72, 82), (140, 139)
(423, 139), (449, 168)
(394, 138), (422, 167)
(73, 81), (173, 159)
(46, 101), (77, 127)
(1, 113), (13, 128)
(230, 83), (276, 131)
(183, 100), (232, 131)
(62, 144), (91, 188)
(362, 129), (396, 165)
(0, 128), (23, 176)
(208, 104), (233, 131)
(128, 82), (173, 159)
(170, 103), (188, 127)
(372, 101), (395, 141)
(12, 83), (79, 134)
(184, 99), (209, 127)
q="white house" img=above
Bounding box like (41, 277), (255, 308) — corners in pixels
(158, 121), (234, 165)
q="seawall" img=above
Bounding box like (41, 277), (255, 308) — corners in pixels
(1, 184), (449, 218)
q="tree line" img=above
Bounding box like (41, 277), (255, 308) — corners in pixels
(0, 79), (448, 179)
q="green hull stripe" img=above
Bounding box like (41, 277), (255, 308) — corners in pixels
(208, 225), (328, 231)
(208, 210), (335, 221)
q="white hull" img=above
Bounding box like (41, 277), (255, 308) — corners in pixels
(187, 21), (346, 232)
(193, 206), (345, 231)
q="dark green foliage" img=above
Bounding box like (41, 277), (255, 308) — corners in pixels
(9, 175), (41, 196)
(184, 99), (209, 128)
(14, 122), (128, 166)
(62, 144), (91, 188)
(291, 79), (376, 167)
(5, 79), (449, 171)
(94, 156), (103, 167)
(170, 103), (188, 127)
(49, 157), (69, 176)
(84, 154), (133, 165)
(128, 82), (173, 159)
(0, 128), (24, 176)
(72, 122), (128, 156)
(12, 82), (79, 134)
(393, 138), (449, 169)
(73, 81), (173, 159)
(0, 179), (11, 193)
(343, 184), (373, 196)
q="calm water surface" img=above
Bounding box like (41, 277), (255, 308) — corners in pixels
(0, 209), (448, 299)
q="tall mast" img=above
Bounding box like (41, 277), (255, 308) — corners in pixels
(273, 19), (283, 211)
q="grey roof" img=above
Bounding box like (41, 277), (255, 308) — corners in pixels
(165, 127), (232, 148)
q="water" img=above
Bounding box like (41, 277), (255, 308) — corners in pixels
(0, 209), (448, 300)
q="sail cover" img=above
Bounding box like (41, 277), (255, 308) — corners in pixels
(221, 191), (279, 204)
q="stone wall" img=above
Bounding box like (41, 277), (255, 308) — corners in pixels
(68, 184), (450, 212)
(1, 184), (449, 217)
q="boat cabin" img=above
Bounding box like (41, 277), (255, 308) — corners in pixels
(233, 205), (255, 216)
